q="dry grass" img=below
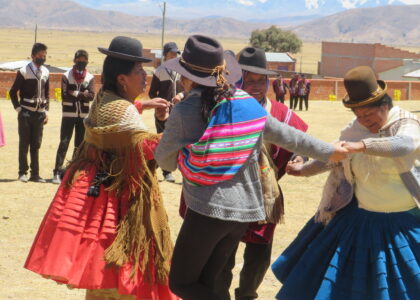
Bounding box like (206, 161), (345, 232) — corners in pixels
(0, 28), (322, 74)
(1, 98), (418, 299)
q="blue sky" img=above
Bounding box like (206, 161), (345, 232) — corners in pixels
(74, 0), (420, 20)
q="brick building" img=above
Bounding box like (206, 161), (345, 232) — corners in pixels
(266, 52), (296, 72)
(319, 42), (420, 79)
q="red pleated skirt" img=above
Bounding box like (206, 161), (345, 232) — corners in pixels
(24, 164), (178, 300)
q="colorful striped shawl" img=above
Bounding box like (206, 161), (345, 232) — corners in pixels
(178, 89), (267, 186)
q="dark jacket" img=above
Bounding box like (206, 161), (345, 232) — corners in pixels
(10, 63), (50, 113)
(148, 64), (182, 101)
(61, 69), (95, 118)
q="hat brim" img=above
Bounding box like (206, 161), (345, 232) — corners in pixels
(162, 53), (242, 87)
(240, 64), (278, 76)
(98, 47), (152, 62)
(343, 80), (387, 108)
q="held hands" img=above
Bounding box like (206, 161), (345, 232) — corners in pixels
(172, 92), (184, 105)
(329, 141), (366, 162)
(142, 97), (171, 110)
(286, 156), (305, 176)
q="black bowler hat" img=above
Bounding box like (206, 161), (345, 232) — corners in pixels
(342, 66), (387, 108)
(238, 47), (277, 76)
(163, 35), (242, 87)
(163, 42), (180, 55)
(98, 36), (152, 62)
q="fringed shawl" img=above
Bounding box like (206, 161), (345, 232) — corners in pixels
(65, 90), (173, 284)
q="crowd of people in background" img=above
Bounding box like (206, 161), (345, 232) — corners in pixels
(2, 35), (419, 300)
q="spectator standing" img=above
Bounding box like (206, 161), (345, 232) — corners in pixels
(52, 50), (95, 184)
(272, 74), (288, 103)
(10, 43), (49, 183)
(149, 42), (183, 183)
(297, 74), (311, 111)
(288, 73), (299, 110)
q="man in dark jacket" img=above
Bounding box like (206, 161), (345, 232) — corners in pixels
(148, 42), (183, 182)
(10, 43), (49, 183)
(52, 50), (95, 184)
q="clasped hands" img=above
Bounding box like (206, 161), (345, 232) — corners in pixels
(286, 141), (366, 176)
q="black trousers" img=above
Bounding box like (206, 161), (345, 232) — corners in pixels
(275, 95), (285, 104)
(290, 96), (299, 109)
(169, 209), (249, 300)
(215, 242), (273, 300)
(298, 95), (309, 111)
(18, 109), (45, 176)
(54, 117), (85, 174)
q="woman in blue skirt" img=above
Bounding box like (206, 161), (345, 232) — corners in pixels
(272, 66), (420, 300)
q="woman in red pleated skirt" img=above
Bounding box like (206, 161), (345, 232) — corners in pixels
(25, 36), (178, 300)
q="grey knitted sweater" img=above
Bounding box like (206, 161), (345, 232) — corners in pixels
(155, 89), (334, 222)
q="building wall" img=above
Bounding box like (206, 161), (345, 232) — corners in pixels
(1, 71), (419, 101)
(320, 42), (420, 78)
(267, 62), (295, 72)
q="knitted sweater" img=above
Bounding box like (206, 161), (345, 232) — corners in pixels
(155, 88), (334, 222)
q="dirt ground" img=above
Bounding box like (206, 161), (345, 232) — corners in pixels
(0, 99), (418, 299)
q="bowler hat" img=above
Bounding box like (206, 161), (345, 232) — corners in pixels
(342, 66), (387, 108)
(163, 35), (241, 87)
(163, 42), (181, 55)
(98, 36), (152, 62)
(238, 47), (277, 76)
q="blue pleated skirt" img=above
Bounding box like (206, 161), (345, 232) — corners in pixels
(272, 201), (420, 300)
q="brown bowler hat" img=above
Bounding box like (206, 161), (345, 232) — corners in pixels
(342, 66), (387, 108)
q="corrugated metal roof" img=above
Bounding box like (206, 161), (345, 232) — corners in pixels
(403, 68), (420, 78)
(0, 60), (31, 71)
(265, 52), (294, 63)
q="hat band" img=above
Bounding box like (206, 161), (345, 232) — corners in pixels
(343, 85), (387, 108)
(180, 58), (229, 87)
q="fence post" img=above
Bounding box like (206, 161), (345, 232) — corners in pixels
(408, 82), (412, 100)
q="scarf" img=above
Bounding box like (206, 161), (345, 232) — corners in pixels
(72, 66), (87, 84)
(178, 89), (267, 186)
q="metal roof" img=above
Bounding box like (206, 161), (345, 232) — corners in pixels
(265, 52), (295, 63)
(403, 68), (420, 78)
(0, 60), (70, 73)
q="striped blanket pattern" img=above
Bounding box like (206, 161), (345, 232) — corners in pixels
(178, 89), (267, 186)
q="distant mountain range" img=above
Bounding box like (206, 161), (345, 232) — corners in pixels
(0, 0), (419, 45)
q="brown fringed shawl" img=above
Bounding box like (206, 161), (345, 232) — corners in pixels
(65, 90), (173, 284)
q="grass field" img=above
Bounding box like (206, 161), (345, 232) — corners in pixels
(0, 98), (419, 299)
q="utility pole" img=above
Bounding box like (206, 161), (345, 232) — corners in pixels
(161, 2), (166, 61)
(299, 55), (302, 73)
(34, 24), (38, 43)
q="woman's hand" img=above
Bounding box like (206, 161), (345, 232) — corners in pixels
(286, 160), (304, 176)
(343, 141), (366, 153)
(329, 141), (349, 162)
(142, 97), (171, 110)
(155, 107), (170, 121)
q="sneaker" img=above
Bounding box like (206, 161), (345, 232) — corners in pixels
(163, 172), (175, 183)
(52, 174), (61, 184)
(18, 174), (29, 183)
(29, 175), (46, 183)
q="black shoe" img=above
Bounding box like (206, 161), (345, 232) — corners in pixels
(52, 174), (61, 184)
(29, 175), (46, 183)
(18, 174), (29, 183)
(163, 172), (175, 183)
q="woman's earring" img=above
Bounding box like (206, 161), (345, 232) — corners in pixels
(123, 85), (127, 92)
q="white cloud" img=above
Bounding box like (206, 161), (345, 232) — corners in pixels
(338, 0), (368, 9)
(397, 0), (420, 3)
(234, 0), (269, 6)
(305, 0), (320, 9)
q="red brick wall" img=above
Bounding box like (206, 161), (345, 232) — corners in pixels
(1, 71), (419, 101)
(267, 62), (295, 72)
(320, 42), (420, 78)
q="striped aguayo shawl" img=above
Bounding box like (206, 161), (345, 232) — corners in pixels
(178, 89), (268, 186)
